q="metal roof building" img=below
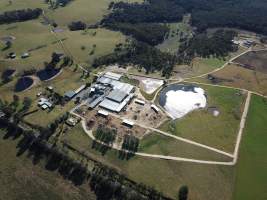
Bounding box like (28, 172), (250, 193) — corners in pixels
(135, 99), (145, 106)
(74, 84), (86, 94)
(151, 104), (160, 113)
(64, 91), (76, 100)
(97, 110), (109, 117)
(99, 93), (134, 113)
(122, 119), (134, 127)
(98, 76), (112, 85)
(87, 96), (104, 108)
(103, 72), (122, 80)
(110, 80), (134, 94)
(107, 89), (127, 103)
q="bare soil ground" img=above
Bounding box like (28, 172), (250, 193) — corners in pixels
(205, 64), (267, 96)
(131, 75), (163, 94)
(233, 50), (267, 74)
(120, 94), (168, 129)
(84, 110), (147, 144)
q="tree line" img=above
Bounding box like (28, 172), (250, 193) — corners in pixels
(93, 40), (178, 77)
(0, 119), (173, 200)
(104, 0), (267, 35)
(179, 29), (238, 62)
(0, 8), (42, 24)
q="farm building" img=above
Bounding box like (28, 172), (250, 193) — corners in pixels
(97, 110), (109, 117)
(103, 72), (122, 80)
(99, 93), (134, 112)
(122, 119), (134, 127)
(38, 98), (53, 110)
(151, 104), (160, 113)
(64, 91), (76, 101)
(135, 99), (145, 106)
(66, 117), (79, 126)
(0, 111), (6, 118)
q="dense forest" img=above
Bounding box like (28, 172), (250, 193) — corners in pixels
(93, 41), (178, 77)
(104, 0), (267, 35)
(0, 8), (42, 24)
(105, 23), (169, 46)
(179, 30), (238, 59)
(95, 0), (262, 76)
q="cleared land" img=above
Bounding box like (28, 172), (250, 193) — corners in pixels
(233, 50), (267, 74)
(0, 20), (63, 72)
(233, 95), (267, 200)
(0, 0), (47, 12)
(0, 129), (96, 200)
(172, 57), (226, 79)
(157, 14), (193, 54)
(159, 85), (246, 152)
(0, 21), (125, 73)
(139, 132), (232, 161)
(61, 124), (235, 200)
(47, 0), (143, 26)
(193, 63), (267, 96)
(57, 28), (126, 65)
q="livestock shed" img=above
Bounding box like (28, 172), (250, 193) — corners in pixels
(64, 91), (76, 100)
(151, 104), (160, 113)
(103, 72), (122, 80)
(135, 99), (145, 106)
(97, 109), (109, 117)
(107, 89), (128, 103)
(122, 119), (134, 128)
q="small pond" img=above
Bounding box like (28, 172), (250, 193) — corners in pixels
(159, 84), (207, 119)
(1, 69), (16, 79)
(37, 68), (61, 81)
(15, 76), (34, 92)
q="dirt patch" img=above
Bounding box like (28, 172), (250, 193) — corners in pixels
(233, 50), (267, 73)
(131, 75), (164, 94)
(120, 94), (167, 128)
(85, 110), (147, 145)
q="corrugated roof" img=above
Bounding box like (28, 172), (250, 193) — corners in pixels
(99, 93), (134, 112)
(135, 99), (145, 105)
(107, 89), (127, 103)
(104, 72), (122, 80)
(98, 76), (112, 85)
(74, 84), (86, 94)
(98, 110), (109, 116)
(151, 104), (160, 112)
(110, 80), (134, 94)
(64, 91), (76, 98)
(122, 119), (134, 126)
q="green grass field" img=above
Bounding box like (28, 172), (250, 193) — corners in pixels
(159, 85), (246, 153)
(233, 95), (267, 200)
(0, 0), (47, 12)
(157, 14), (192, 54)
(61, 124), (235, 200)
(139, 132), (232, 161)
(190, 62), (267, 96)
(172, 57), (226, 79)
(0, 129), (96, 200)
(0, 20), (63, 72)
(0, 20), (125, 73)
(47, 0), (143, 26)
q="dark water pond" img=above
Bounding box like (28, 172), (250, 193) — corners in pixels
(15, 76), (34, 92)
(158, 84), (197, 107)
(37, 68), (61, 81)
(1, 69), (15, 79)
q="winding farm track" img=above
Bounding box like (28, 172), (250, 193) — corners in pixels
(71, 90), (251, 166)
(43, 11), (266, 164)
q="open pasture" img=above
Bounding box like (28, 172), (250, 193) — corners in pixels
(159, 84), (246, 152)
(233, 50), (267, 74)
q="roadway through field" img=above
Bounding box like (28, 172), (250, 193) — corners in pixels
(72, 91), (251, 165)
(43, 12), (263, 165)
